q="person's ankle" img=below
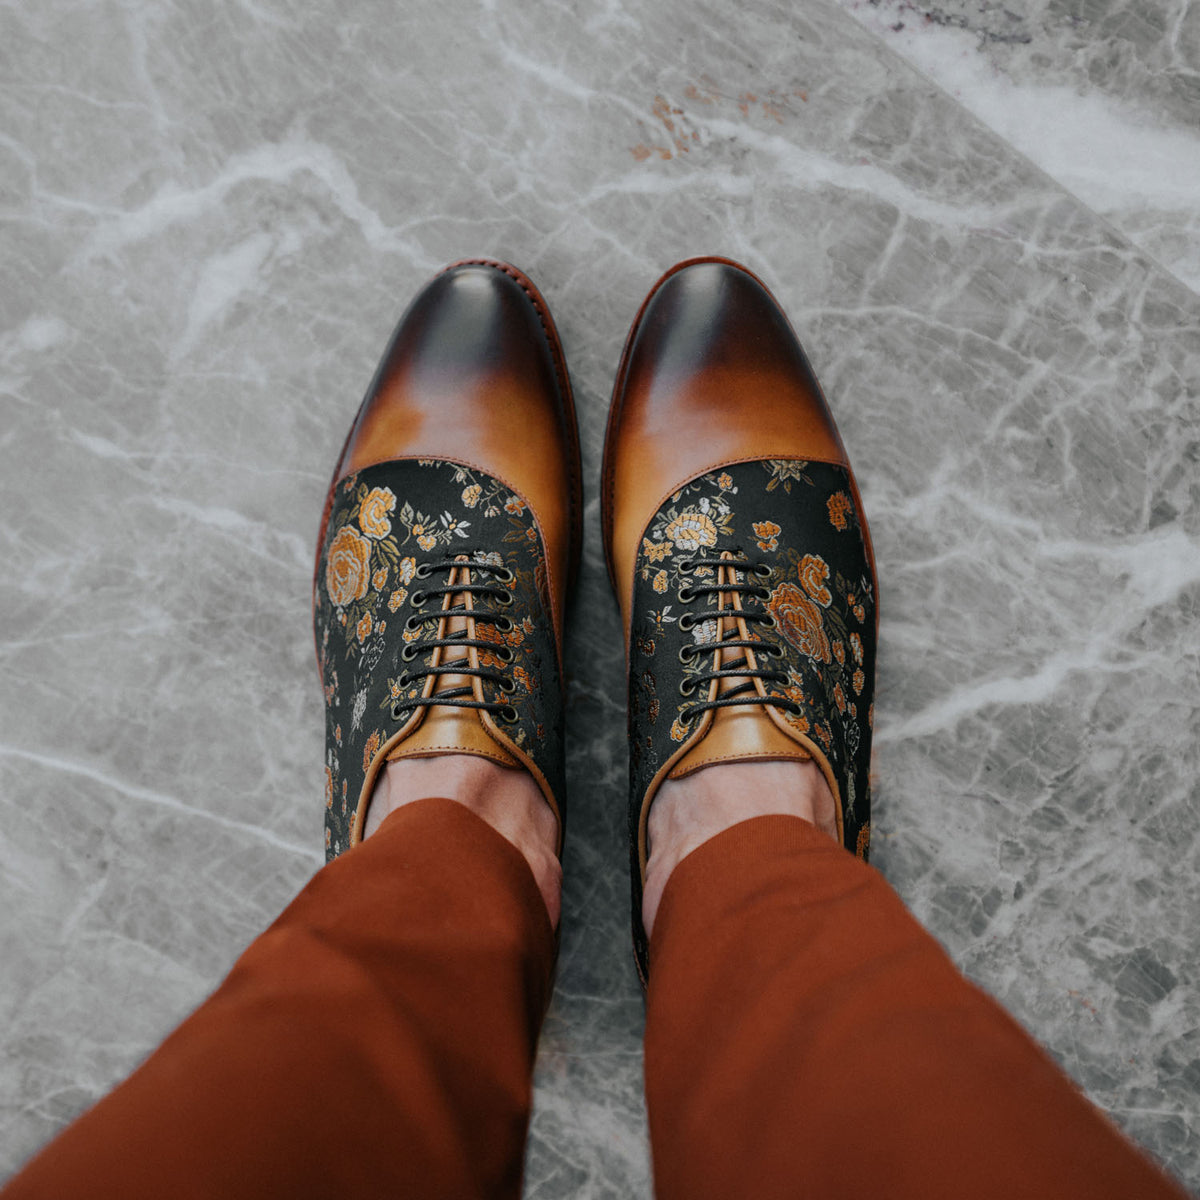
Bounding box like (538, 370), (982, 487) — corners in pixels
(642, 758), (837, 937)
(365, 755), (562, 928)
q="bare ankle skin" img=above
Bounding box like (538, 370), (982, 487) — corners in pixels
(642, 758), (838, 938)
(363, 755), (562, 929)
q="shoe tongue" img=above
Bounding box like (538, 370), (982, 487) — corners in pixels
(386, 562), (521, 767)
(667, 557), (811, 780)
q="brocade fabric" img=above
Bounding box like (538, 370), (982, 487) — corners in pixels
(314, 459), (565, 860)
(627, 458), (876, 975)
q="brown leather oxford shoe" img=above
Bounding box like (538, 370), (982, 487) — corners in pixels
(314, 259), (581, 859)
(602, 256), (879, 981)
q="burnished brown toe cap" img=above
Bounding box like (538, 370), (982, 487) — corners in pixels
(321, 258), (581, 642)
(602, 256), (858, 632)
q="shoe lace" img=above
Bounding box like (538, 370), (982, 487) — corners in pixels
(390, 552), (520, 724)
(674, 551), (801, 727)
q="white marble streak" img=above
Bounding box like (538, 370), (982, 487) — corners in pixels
(834, 0), (1200, 288)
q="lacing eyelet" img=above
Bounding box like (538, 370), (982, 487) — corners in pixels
(498, 704), (519, 723)
(762, 613), (778, 630)
(496, 567), (515, 585)
(678, 645), (696, 664)
(497, 589), (513, 608)
(678, 585), (695, 603)
(401, 644), (419, 662)
(494, 615), (514, 632)
(414, 563), (433, 580)
(390, 702), (411, 720)
(409, 590), (427, 608)
(679, 677), (698, 696)
(498, 677), (516, 694)
(404, 614), (424, 633)
(497, 646), (514, 663)
(754, 586), (771, 601)
(753, 562), (772, 578)
(677, 559), (694, 575)
(679, 612), (696, 631)
(769, 643), (786, 659)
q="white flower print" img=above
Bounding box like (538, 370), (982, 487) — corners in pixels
(440, 511), (470, 539)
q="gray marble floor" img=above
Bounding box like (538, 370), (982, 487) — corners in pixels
(1, 0), (1198, 1194)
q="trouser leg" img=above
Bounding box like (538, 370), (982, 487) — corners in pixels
(4, 797), (555, 1200)
(644, 814), (1187, 1200)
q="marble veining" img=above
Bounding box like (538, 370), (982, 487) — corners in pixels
(834, 0), (1200, 289)
(1, 0), (1198, 1194)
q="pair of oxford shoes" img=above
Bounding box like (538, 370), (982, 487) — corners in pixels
(313, 256), (877, 981)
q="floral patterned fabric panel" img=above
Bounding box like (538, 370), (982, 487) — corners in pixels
(314, 459), (564, 860)
(629, 459), (876, 862)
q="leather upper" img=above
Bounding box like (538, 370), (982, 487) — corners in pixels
(603, 258), (855, 634)
(331, 260), (579, 648)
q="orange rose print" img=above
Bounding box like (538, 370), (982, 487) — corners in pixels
(398, 557), (417, 585)
(326, 526), (372, 607)
(362, 730), (381, 773)
(833, 683), (846, 713)
(643, 538), (671, 563)
(834, 641), (845, 665)
(356, 612), (373, 643)
(653, 570), (668, 594)
(505, 495), (525, 515)
(753, 520), (780, 552)
(798, 554), (832, 606)
(856, 823), (870, 859)
(827, 492), (851, 531)
(670, 716), (689, 742)
(372, 567), (388, 591)
(475, 621), (512, 669)
(766, 582), (831, 663)
(388, 587), (408, 612)
(461, 484), (482, 507)
(853, 668), (865, 695)
(359, 487), (396, 538)
(324, 766), (333, 810)
(717, 472), (734, 491)
(850, 632), (863, 665)
(665, 510), (717, 552)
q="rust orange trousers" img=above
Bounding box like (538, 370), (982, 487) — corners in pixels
(3, 797), (1187, 1199)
